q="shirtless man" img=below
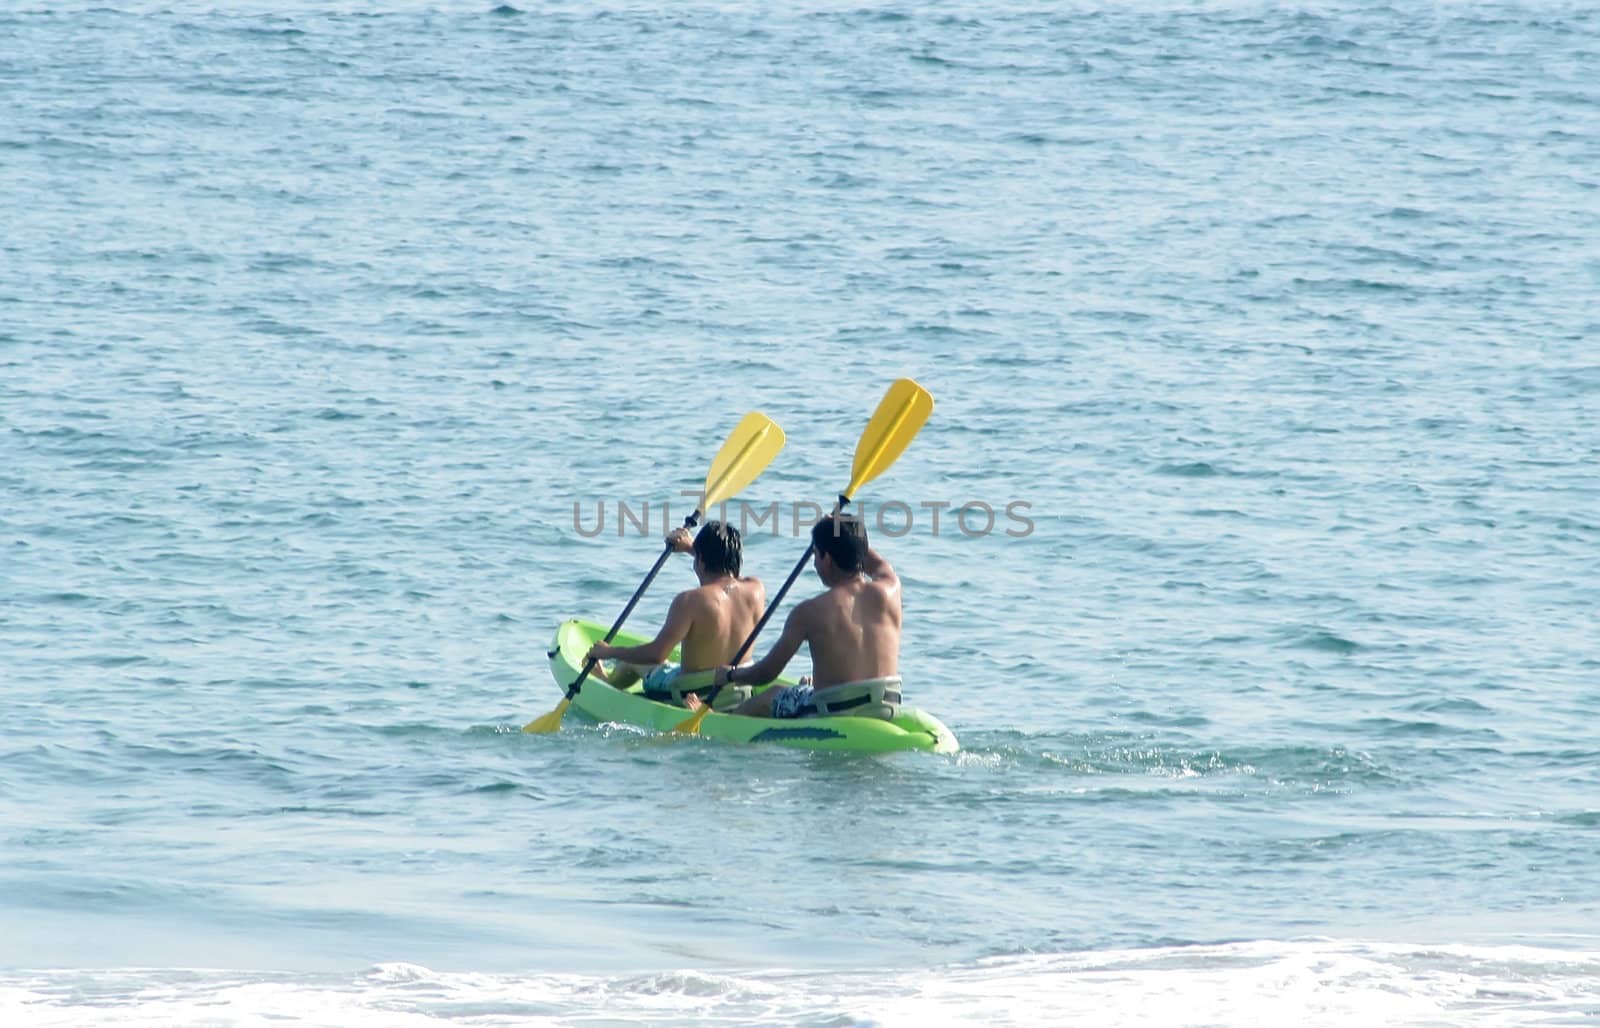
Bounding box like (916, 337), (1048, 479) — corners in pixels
(687, 513), (900, 719)
(584, 521), (764, 702)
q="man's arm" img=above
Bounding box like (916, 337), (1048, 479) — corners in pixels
(588, 593), (694, 666)
(862, 547), (898, 593)
(718, 604), (807, 687)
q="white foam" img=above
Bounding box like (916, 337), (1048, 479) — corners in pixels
(4, 940), (1599, 1027)
(855, 941), (1600, 1027)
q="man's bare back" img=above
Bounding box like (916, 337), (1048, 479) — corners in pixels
(674, 575), (765, 671)
(785, 549), (899, 687)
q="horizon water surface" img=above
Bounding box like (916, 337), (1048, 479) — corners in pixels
(2, 1), (1598, 1025)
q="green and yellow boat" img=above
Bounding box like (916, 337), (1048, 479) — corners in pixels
(546, 618), (959, 754)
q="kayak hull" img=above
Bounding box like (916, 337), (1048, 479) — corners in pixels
(546, 618), (959, 754)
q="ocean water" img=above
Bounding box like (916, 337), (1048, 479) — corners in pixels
(3, 0), (1598, 1024)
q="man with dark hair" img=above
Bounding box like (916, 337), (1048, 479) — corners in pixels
(688, 513), (902, 719)
(584, 521), (764, 704)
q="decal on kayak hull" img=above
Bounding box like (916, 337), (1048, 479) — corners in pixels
(749, 726), (847, 743)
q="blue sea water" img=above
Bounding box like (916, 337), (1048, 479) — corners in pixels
(2, 0), (1598, 1023)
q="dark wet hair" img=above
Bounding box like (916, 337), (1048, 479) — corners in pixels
(693, 520), (742, 577)
(810, 513), (867, 573)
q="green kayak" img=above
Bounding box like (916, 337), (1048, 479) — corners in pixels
(546, 618), (960, 754)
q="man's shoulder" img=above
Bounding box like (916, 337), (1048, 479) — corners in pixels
(867, 576), (898, 597)
(790, 592), (826, 618)
(673, 586), (713, 609)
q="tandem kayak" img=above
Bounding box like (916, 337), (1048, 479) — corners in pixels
(546, 618), (960, 754)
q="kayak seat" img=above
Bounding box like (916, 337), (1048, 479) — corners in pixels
(643, 668), (751, 711)
(800, 676), (903, 720)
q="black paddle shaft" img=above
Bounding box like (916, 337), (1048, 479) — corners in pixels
(563, 511), (703, 701)
(731, 542), (813, 666)
(705, 495), (851, 705)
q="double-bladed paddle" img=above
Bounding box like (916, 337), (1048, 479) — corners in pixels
(673, 378), (934, 735)
(523, 411), (787, 733)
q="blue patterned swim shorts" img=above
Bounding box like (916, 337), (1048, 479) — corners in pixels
(769, 683), (815, 719)
(641, 663), (681, 694)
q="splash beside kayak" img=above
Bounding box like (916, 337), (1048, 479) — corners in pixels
(546, 618), (959, 754)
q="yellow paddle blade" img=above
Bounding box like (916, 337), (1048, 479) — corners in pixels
(699, 411), (786, 514)
(522, 696), (570, 734)
(843, 378), (934, 500)
(671, 703), (712, 735)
